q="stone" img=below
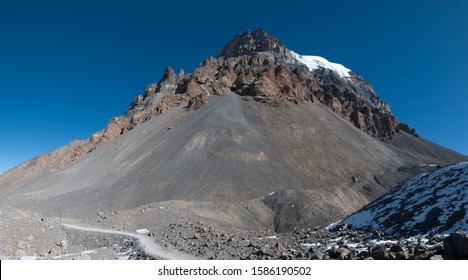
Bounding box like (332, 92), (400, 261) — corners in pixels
(429, 243), (444, 255)
(60, 240), (68, 250)
(336, 224), (348, 231)
(295, 252), (305, 259)
(356, 250), (371, 259)
(186, 93), (208, 112)
(395, 251), (407, 260)
(327, 246), (340, 259)
(370, 245), (386, 260)
(308, 252), (323, 260)
(17, 241), (26, 249)
(397, 123), (419, 137)
(274, 241), (283, 251)
(414, 245), (426, 256)
(255, 249), (270, 257)
(387, 252), (396, 260)
(336, 248), (351, 260)
(444, 232), (468, 260)
(370, 230), (383, 240)
(390, 244), (404, 252)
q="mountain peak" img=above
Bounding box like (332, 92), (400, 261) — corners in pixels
(218, 29), (288, 58)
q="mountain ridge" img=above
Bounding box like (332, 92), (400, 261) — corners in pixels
(2, 29), (455, 180)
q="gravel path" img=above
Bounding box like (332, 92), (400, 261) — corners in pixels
(62, 223), (196, 260)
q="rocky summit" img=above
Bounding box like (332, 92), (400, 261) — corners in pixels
(0, 29), (467, 260)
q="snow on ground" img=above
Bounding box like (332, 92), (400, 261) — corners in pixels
(136, 228), (149, 234)
(291, 51), (351, 78)
(325, 219), (343, 230)
(340, 161), (468, 236)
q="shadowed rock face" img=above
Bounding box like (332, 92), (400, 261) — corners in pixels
(0, 30), (466, 231)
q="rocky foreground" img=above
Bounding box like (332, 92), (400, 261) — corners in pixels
(152, 222), (468, 260)
(2, 204), (466, 260)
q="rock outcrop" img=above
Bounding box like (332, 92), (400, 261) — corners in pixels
(218, 29), (290, 59)
(444, 232), (468, 259)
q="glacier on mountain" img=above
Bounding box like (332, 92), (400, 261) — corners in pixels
(291, 51), (351, 78)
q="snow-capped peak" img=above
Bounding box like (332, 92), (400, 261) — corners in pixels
(291, 51), (351, 78)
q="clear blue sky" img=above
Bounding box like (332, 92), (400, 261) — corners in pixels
(1, 0), (467, 173)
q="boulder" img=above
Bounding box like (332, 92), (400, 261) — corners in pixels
(60, 240), (68, 251)
(444, 232), (468, 260)
(370, 245), (386, 260)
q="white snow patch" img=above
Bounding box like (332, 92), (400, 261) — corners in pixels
(291, 51), (351, 78)
(325, 219), (343, 230)
(20, 256), (43, 260)
(301, 242), (321, 248)
(370, 239), (398, 245)
(329, 236), (343, 242)
(257, 235), (279, 240)
(52, 249), (99, 260)
(81, 249), (98, 254)
(344, 242), (361, 249)
(136, 228), (150, 234)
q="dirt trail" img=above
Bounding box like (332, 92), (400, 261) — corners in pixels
(62, 223), (196, 260)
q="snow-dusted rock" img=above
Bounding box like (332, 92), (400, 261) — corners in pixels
(339, 161), (468, 236)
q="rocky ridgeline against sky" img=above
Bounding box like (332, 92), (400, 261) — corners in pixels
(6, 29), (417, 178)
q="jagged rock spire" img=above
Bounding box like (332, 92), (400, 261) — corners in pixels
(218, 29), (289, 58)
